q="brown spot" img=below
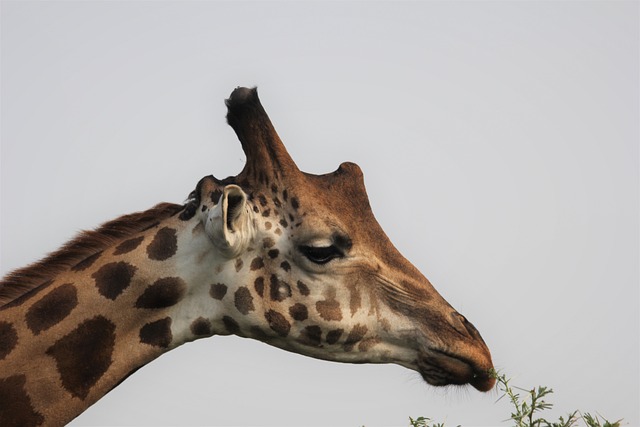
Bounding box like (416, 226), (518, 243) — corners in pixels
(279, 218), (288, 228)
(326, 328), (344, 345)
(146, 227), (178, 261)
(291, 197), (299, 210)
(0, 322), (18, 361)
(316, 299), (342, 321)
(210, 283), (228, 300)
(265, 221), (272, 230)
(26, 283), (78, 335)
(136, 277), (186, 309)
(254, 277), (265, 297)
(113, 236), (144, 255)
(140, 317), (173, 348)
(92, 261), (137, 300)
(46, 316), (116, 399)
(265, 310), (290, 337)
(262, 209), (271, 217)
(270, 275), (291, 302)
(280, 260), (291, 272)
(263, 237), (275, 248)
(250, 257), (264, 270)
(271, 184), (278, 194)
(190, 317), (212, 336)
(289, 303), (308, 321)
(274, 228), (282, 236)
(253, 205), (259, 213)
(235, 258), (244, 272)
(282, 189), (288, 201)
(298, 325), (322, 347)
(343, 324), (368, 351)
(297, 281), (310, 296)
(358, 337), (381, 352)
(0, 375), (44, 426)
(273, 197), (282, 208)
(258, 194), (268, 207)
(347, 283), (362, 316)
(268, 249), (279, 259)
(234, 287), (255, 315)
(222, 316), (240, 334)
(71, 251), (103, 272)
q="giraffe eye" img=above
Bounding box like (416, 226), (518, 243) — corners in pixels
(299, 245), (343, 264)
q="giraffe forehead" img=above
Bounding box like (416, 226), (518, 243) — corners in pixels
(275, 175), (388, 249)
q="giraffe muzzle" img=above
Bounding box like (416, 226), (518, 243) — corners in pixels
(413, 311), (495, 391)
(417, 347), (495, 392)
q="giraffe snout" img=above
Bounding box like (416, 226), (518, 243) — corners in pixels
(414, 307), (495, 392)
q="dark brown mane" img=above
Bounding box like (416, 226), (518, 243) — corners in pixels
(0, 202), (185, 307)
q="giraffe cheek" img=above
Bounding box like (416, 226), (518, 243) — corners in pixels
(234, 287), (255, 315)
(296, 325), (322, 347)
(315, 299), (342, 322)
(265, 310), (291, 337)
(289, 303), (308, 321)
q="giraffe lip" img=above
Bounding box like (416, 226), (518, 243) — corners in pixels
(417, 348), (495, 392)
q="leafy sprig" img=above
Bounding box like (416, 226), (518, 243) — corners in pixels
(407, 370), (622, 427)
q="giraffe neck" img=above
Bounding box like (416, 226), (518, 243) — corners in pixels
(0, 204), (227, 426)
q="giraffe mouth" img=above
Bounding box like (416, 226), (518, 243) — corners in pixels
(417, 349), (495, 392)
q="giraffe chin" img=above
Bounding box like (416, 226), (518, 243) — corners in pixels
(417, 349), (496, 392)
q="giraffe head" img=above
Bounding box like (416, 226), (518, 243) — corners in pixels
(185, 87), (494, 392)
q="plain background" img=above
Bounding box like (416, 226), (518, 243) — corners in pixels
(1, 1), (638, 426)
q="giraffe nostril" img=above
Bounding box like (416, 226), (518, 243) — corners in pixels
(450, 312), (478, 339)
(464, 319), (480, 339)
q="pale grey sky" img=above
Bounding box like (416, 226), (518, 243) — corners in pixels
(1, 1), (638, 426)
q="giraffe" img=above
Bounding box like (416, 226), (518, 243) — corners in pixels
(0, 87), (494, 426)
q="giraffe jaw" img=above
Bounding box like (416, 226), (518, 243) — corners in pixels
(416, 348), (496, 392)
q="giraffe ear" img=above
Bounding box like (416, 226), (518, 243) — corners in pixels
(205, 185), (254, 258)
